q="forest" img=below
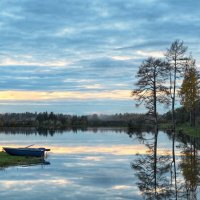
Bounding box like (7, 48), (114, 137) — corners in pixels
(132, 39), (200, 135)
(0, 107), (197, 132)
(0, 112), (144, 129)
(0, 40), (199, 134)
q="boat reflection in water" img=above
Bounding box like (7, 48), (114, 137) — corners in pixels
(0, 127), (200, 199)
(130, 128), (200, 200)
(1, 145), (51, 169)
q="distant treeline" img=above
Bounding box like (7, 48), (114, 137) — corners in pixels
(0, 112), (146, 129)
(0, 108), (197, 130)
(0, 112), (87, 128)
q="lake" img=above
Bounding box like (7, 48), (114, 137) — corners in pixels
(0, 128), (199, 200)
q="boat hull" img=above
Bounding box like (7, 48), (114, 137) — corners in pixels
(3, 147), (45, 157)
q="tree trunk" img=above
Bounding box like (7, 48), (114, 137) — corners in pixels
(193, 108), (196, 127)
(172, 59), (177, 132)
(172, 133), (178, 200)
(190, 111), (192, 127)
(154, 130), (158, 197)
(153, 69), (158, 131)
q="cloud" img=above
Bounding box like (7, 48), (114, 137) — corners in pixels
(0, 58), (71, 67)
(82, 84), (104, 89)
(136, 50), (165, 58)
(0, 0), (199, 113)
(112, 185), (132, 190)
(0, 179), (71, 190)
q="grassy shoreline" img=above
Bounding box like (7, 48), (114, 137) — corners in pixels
(159, 123), (200, 137)
(0, 152), (45, 168)
(176, 125), (200, 137)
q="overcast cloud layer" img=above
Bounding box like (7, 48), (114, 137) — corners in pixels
(0, 0), (200, 114)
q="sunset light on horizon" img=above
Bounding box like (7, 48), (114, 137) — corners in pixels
(0, 0), (200, 114)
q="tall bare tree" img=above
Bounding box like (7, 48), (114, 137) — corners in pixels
(165, 40), (188, 130)
(165, 40), (188, 199)
(132, 57), (169, 130)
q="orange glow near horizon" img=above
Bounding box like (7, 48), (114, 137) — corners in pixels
(0, 144), (178, 156)
(0, 90), (132, 101)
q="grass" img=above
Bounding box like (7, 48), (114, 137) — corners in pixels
(0, 151), (44, 168)
(159, 123), (200, 137)
(159, 123), (172, 129)
(176, 125), (200, 137)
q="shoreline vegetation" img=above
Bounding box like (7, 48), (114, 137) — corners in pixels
(0, 109), (199, 136)
(0, 152), (46, 168)
(130, 40), (200, 143)
(0, 112), (145, 128)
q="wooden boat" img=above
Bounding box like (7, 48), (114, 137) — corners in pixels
(3, 147), (50, 157)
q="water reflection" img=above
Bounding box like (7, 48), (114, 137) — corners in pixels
(0, 128), (200, 199)
(179, 137), (200, 199)
(130, 129), (200, 200)
(131, 130), (172, 199)
(0, 159), (50, 171)
(0, 127), (126, 136)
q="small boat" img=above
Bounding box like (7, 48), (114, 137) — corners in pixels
(3, 146), (50, 157)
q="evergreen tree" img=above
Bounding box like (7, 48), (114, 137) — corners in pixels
(132, 57), (169, 129)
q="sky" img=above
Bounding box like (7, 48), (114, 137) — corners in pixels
(0, 0), (200, 114)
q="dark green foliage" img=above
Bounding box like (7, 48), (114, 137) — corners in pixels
(0, 152), (44, 168)
(163, 107), (190, 125)
(87, 113), (146, 127)
(36, 113), (88, 128)
(0, 112), (147, 129)
(0, 112), (88, 129)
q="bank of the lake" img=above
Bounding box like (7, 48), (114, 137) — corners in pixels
(1, 128), (200, 199)
(176, 125), (200, 137)
(0, 152), (44, 168)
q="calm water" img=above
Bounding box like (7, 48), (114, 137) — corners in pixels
(0, 128), (199, 200)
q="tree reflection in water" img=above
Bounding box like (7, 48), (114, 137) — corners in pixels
(179, 136), (200, 200)
(130, 130), (200, 200)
